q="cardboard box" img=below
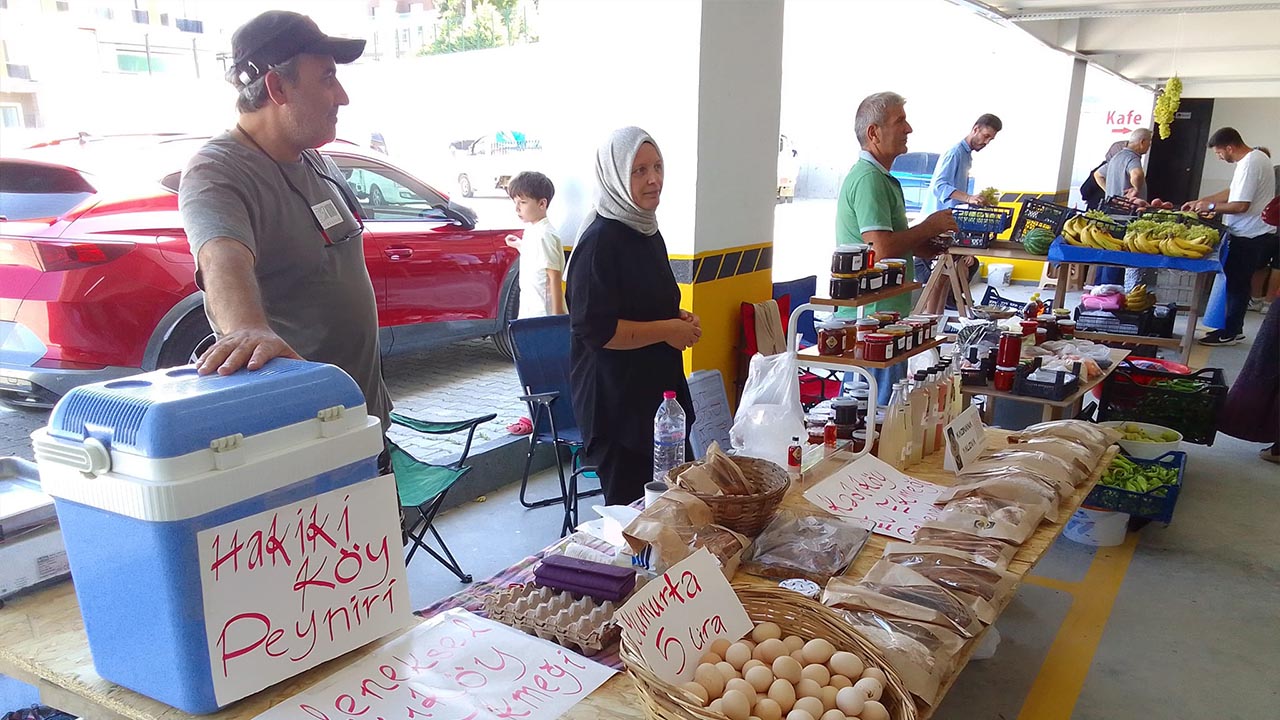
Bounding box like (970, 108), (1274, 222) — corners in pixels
(0, 523), (69, 599)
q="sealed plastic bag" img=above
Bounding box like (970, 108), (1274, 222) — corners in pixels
(742, 508), (873, 582)
(731, 351), (805, 467)
(835, 608), (966, 707)
(824, 564), (984, 637)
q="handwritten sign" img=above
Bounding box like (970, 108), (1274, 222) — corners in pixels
(253, 609), (615, 720)
(804, 454), (944, 541)
(197, 474), (412, 705)
(944, 405), (986, 472)
(614, 548), (752, 684)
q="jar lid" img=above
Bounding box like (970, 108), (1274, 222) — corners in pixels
(831, 397), (856, 407)
(883, 257), (907, 264)
(1059, 319), (1076, 325)
(856, 318), (881, 326)
(865, 332), (894, 341)
(995, 365), (1018, 372)
(817, 320), (844, 330)
(835, 246), (860, 254)
(874, 262), (889, 269)
(831, 272), (859, 279)
(779, 578), (821, 598)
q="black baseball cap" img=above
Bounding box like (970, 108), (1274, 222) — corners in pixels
(230, 11), (365, 83)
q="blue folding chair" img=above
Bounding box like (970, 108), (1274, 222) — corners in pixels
(772, 275), (819, 348)
(509, 315), (602, 537)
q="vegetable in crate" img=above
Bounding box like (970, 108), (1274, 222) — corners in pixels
(1116, 422), (1179, 443)
(1101, 455), (1178, 495)
(978, 187), (1000, 206)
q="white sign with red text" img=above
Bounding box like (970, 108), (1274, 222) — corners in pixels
(614, 547), (753, 685)
(197, 474), (412, 705)
(253, 609), (616, 720)
(804, 454), (945, 541)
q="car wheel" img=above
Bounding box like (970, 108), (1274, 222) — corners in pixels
(458, 174), (474, 198)
(157, 311), (216, 368)
(491, 284), (518, 361)
(369, 185), (387, 207)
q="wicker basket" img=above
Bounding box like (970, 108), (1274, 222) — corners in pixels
(667, 456), (790, 536)
(620, 584), (919, 720)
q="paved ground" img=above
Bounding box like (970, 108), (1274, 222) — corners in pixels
(1, 337), (526, 464)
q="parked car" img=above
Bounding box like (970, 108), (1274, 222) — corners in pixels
(0, 134), (522, 407)
(449, 130), (543, 198)
(889, 151), (974, 214)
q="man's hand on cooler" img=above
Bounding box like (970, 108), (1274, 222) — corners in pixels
(196, 327), (302, 376)
(665, 317), (702, 350)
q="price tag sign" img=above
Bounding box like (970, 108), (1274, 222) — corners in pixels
(614, 548), (752, 684)
(804, 454), (944, 540)
(944, 405), (986, 472)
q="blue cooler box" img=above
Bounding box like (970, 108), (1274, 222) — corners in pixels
(31, 360), (407, 714)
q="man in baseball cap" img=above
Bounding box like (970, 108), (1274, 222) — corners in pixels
(179, 10), (393, 451)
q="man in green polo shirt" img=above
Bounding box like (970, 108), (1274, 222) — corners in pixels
(835, 91), (957, 401)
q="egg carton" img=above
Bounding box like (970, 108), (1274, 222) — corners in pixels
(483, 583), (620, 656)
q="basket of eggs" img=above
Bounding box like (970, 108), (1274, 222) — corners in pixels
(667, 446), (790, 537)
(620, 585), (917, 720)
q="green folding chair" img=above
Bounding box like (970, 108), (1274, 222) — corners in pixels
(388, 410), (496, 583)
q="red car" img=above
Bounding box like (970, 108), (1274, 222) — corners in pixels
(0, 134), (521, 407)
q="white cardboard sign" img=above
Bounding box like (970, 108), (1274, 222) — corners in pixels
(614, 547), (753, 684)
(253, 609), (616, 720)
(804, 454), (945, 541)
(197, 474), (412, 705)
(944, 405), (987, 472)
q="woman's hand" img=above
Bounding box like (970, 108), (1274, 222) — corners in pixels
(665, 318), (702, 350)
(679, 309), (701, 329)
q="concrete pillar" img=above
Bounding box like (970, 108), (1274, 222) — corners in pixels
(540, 0), (784, 401)
(1056, 57), (1089, 203)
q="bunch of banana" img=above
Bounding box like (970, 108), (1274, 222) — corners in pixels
(1158, 235), (1215, 259)
(1124, 229), (1163, 254)
(1125, 284), (1156, 310)
(1062, 216), (1124, 251)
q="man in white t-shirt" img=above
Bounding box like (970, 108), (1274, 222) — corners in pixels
(1185, 127), (1278, 346)
(503, 171), (566, 434)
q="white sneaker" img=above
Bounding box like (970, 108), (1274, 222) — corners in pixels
(1248, 298), (1264, 312)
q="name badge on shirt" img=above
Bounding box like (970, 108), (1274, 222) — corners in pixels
(312, 199), (344, 230)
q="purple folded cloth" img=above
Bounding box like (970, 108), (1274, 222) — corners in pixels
(533, 554), (636, 602)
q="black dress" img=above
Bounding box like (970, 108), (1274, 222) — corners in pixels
(566, 216), (695, 504)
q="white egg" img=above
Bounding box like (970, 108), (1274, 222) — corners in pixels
(752, 621), (783, 643)
(743, 659), (768, 674)
(827, 651), (864, 679)
(861, 667), (888, 685)
(772, 655), (803, 684)
(784, 710), (816, 720)
(791, 649), (809, 664)
(795, 678), (823, 700)
(726, 642), (754, 670)
(819, 710), (845, 720)
(721, 689), (752, 720)
(818, 685), (839, 711)
(801, 638), (836, 665)
(801, 663), (831, 687)
(709, 698), (724, 715)
(745, 664), (775, 693)
(767, 678), (797, 713)
(853, 676), (883, 702)
(718, 661), (742, 681)
(694, 663), (725, 699)
(702, 651), (724, 666)
(756, 638), (789, 664)
(711, 638), (733, 657)
(754, 697), (784, 720)
(793, 696), (825, 719)
(835, 686), (865, 716)
(783, 635), (806, 653)
(860, 699), (890, 720)
(726, 677), (759, 706)
(679, 681), (709, 706)
(829, 674), (853, 690)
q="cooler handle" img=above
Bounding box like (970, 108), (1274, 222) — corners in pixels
(33, 436), (112, 476)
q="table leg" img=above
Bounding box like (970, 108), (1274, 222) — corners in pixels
(1053, 263), (1071, 311)
(1180, 272), (1208, 364)
(915, 255), (951, 314)
(945, 257), (968, 317)
(1042, 403), (1058, 422)
(955, 256), (974, 317)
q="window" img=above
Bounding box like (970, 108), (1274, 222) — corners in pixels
(56, 1), (70, 12)
(159, 12), (168, 26)
(0, 104), (22, 128)
(0, 161), (97, 222)
(6, 64), (31, 80)
(176, 17), (203, 33)
(115, 51), (173, 74)
(97, 7), (114, 19)
(131, 8), (148, 23)
(328, 156), (449, 221)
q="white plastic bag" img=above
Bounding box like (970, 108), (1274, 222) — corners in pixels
(730, 352), (805, 467)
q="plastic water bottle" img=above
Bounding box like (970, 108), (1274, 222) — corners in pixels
(653, 390), (687, 483)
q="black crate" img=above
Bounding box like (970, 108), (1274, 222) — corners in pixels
(980, 286), (1055, 315)
(1085, 451), (1186, 524)
(1147, 303), (1178, 338)
(1011, 198), (1073, 243)
(1014, 359), (1081, 401)
(1073, 305), (1152, 335)
(1100, 195), (1143, 217)
(1098, 361), (1227, 445)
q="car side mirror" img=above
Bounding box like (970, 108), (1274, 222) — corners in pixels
(433, 203), (476, 230)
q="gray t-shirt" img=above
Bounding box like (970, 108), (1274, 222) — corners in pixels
(1103, 147), (1146, 200)
(179, 132), (391, 429)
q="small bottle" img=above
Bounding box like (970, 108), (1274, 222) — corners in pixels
(652, 391), (687, 483)
(908, 371), (929, 464)
(824, 418), (838, 453)
(878, 381), (910, 469)
(787, 435), (803, 475)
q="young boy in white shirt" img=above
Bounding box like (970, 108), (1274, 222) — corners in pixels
(504, 171), (565, 434)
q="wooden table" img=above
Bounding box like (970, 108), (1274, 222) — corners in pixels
(913, 242), (1213, 365)
(0, 431), (1111, 720)
(963, 347), (1131, 424)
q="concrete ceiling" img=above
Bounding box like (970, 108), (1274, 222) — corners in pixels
(951, 1), (1280, 97)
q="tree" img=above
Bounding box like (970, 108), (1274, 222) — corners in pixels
(419, 0), (536, 56)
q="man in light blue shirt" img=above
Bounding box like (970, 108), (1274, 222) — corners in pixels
(918, 114), (1003, 295)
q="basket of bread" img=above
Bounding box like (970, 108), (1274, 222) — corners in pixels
(667, 443), (790, 536)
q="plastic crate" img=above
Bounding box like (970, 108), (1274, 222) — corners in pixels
(954, 206), (1013, 233)
(1100, 195), (1143, 217)
(980, 286), (1055, 315)
(1099, 361), (1227, 445)
(1011, 198), (1073, 243)
(1074, 305), (1152, 335)
(1084, 450), (1186, 524)
(1013, 359), (1081, 401)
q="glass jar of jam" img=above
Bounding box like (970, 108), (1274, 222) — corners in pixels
(863, 269), (885, 293)
(831, 246), (867, 274)
(831, 397), (859, 426)
(817, 321), (846, 355)
(883, 324), (913, 352)
(863, 333), (895, 362)
(1058, 319), (1076, 339)
(830, 274), (859, 300)
(997, 331), (1023, 367)
(855, 318), (881, 343)
(994, 365), (1017, 392)
(881, 258), (908, 286)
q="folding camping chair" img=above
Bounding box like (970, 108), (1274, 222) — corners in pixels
(509, 315), (602, 537)
(388, 410), (495, 583)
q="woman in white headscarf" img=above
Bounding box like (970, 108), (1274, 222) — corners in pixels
(566, 127), (702, 505)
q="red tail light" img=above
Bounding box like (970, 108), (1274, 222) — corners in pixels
(34, 240), (134, 271)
